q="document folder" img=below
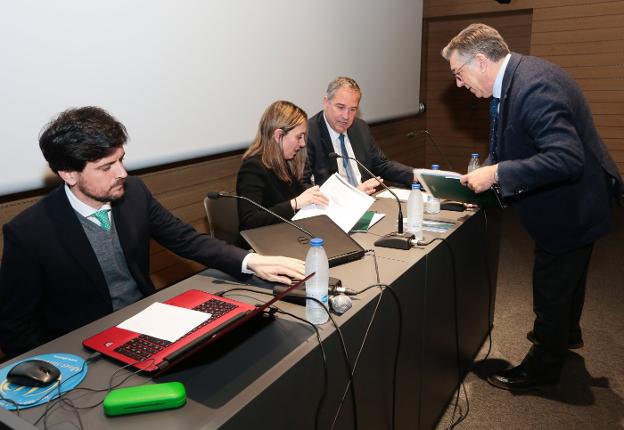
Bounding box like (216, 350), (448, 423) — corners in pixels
(416, 169), (504, 208)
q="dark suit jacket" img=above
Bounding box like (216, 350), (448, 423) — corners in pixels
(0, 176), (248, 356)
(495, 53), (623, 253)
(303, 111), (413, 188)
(236, 155), (305, 232)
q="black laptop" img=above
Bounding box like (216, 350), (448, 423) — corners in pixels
(240, 215), (365, 267)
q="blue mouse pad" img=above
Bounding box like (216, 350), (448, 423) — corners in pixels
(0, 353), (87, 410)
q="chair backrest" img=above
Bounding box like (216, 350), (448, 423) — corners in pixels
(203, 196), (239, 245)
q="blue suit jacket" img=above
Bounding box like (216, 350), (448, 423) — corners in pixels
(0, 176), (248, 356)
(303, 111), (413, 188)
(495, 53), (622, 253)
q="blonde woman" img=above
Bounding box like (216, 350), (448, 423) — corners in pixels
(236, 101), (328, 236)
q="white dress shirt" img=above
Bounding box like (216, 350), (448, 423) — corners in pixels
(64, 184), (111, 228)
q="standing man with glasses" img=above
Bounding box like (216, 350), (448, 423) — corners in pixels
(442, 23), (622, 390)
(303, 76), (417, 194)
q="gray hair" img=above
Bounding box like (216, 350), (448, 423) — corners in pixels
(326, 76), (361, 100)
(442, 23), (510, 62)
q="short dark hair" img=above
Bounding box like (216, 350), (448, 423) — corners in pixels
(39, 106), (128, 174)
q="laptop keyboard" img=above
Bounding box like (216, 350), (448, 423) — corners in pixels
(114, 298), (240, 362)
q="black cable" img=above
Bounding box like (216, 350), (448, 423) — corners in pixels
(0, 394), (21, 415)
(341, 250), (403, 430)
(273, 307), (328, 430)
(220, 287), (358, 429)
(447, 209), (496, 429)
(446, 210), (494, 429)
(352, 282), (403, 430)
(35, 355), (150, 428)
(295, 295), (358, 430)
(367, 249), (403, 430)
(329, 250), (388, 430)
(330, 289), (383, 430)
(422, 237), (469, 429)
(37, 353), (102, 429)
(0, 352), (102, 427)
(473, 209), (494, 365)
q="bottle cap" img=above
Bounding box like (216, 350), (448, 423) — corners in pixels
(431, 164), (439, 170)
(471, 153), (479, 158)
(310, 237), (324, 246)
(411, 183), (421, 190)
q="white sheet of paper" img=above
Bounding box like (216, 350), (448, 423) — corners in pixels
(117, 302), (211, 343)
(376, 187), (432, 203)
(293, 173), (374, 233)
(376, 187), (411, 202)
(369, 213), (385, 228)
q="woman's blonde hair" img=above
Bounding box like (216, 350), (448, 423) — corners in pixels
(243, 100), (308, 183)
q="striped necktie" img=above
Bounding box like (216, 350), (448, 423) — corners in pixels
(91, 209), (111, 231)
(489, 97), (500, 163)
(338, 134), (358, 187)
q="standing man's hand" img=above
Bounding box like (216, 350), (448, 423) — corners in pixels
(460, 165), (497, 193)
(246, 254), (305, 285)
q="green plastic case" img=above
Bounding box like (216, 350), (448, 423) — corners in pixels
(103, 382), (186, 416)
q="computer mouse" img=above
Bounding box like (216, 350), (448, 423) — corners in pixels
(6, 359), (61, 387)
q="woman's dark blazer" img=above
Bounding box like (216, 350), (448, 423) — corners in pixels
(236, 155), (306, 236)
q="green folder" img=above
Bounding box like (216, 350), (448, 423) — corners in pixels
(419, 173), (503, 208)
(352, 211), (375, 232)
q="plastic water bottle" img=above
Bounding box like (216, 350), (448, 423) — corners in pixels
(305, 237), (329, 325)
(425, 164), (441, 214)
(406, 183), (424, 241)
(467, 153), (481, 173)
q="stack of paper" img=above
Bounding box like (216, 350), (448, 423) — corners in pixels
(293, 173), (374, 233)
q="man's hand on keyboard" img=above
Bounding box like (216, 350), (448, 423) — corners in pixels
(246, 255), (305, 285)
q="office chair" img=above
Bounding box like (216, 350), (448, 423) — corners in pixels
(203, 196), (239, 245)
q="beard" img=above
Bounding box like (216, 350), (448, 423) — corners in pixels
(78, 179), (126, 203)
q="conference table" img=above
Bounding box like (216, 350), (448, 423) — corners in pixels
(1, 198), (501, 430)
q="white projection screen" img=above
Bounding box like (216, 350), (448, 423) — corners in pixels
(0, 1), (423, 195)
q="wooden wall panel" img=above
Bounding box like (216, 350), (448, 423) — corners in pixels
(423, 0), (624, 176)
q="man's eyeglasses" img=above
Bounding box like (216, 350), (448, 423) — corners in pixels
(452, 56), (474, 82)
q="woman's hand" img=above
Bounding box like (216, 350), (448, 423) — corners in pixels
(292, 186), (329, 210)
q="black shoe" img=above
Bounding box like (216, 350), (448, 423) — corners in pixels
(487, 363), (559, 391)
(527, 331), (584, 350)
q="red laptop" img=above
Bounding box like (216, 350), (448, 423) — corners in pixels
(83, 274), (313, 376)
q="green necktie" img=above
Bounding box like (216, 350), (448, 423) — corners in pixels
(91, 209), (111, 231)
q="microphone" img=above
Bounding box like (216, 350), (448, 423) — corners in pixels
(406, 129), (453, 171)
(206, 191), (313, 238)
(328, 153), (414, 250)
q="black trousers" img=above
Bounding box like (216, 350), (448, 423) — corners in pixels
(525, 242), (594, 374)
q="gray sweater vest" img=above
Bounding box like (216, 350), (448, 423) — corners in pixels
(77, 213), (143, 310)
